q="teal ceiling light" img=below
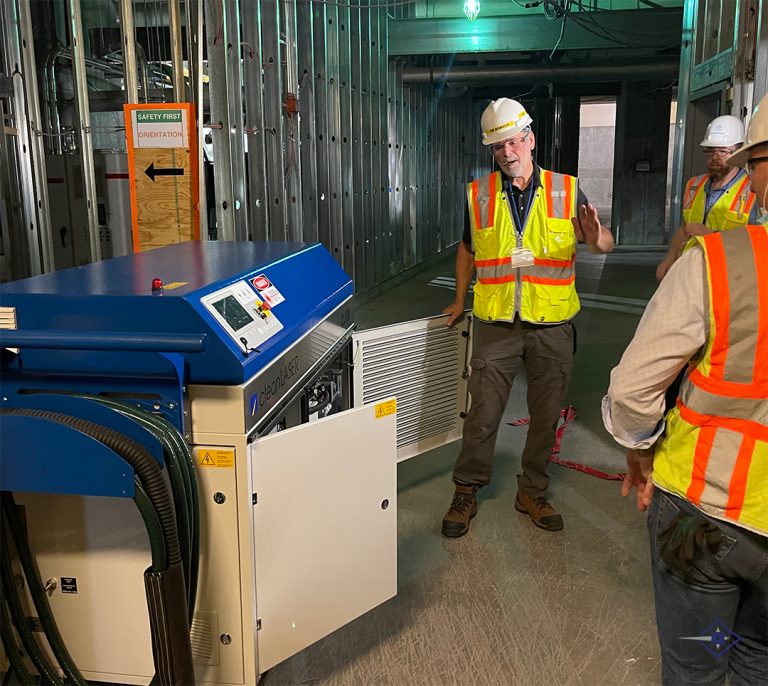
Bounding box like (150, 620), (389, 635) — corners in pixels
(463, 0), (480, 22)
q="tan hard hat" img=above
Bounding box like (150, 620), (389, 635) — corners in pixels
(727, 93), (768, 167)
(480, 98), (533, 146)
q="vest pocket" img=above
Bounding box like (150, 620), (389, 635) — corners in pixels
(721, 209), (749, 230)
(472, 226), (499, 255)
(545, 218), (575, 260)
(525, 284), (577, 323)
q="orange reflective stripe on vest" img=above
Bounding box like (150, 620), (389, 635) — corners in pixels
(691, 226), (768, 397)
(653, 226), (768, 535)
(466, 169), (580, 323)
(683, 174), (707, 210)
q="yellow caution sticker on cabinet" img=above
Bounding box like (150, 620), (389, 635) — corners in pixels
(163, 281), (189, 290)
(196, 447), (235, 468)
(374, 399), (397, 419)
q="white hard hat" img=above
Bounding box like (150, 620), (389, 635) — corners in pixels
(700, 115), (745, 148)
(727, 94), (768, 168)
(481, 98), (533, 146)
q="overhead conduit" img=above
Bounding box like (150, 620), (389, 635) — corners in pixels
(402, 60), (679, 85)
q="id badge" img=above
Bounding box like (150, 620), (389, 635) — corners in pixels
(510, 247), (535, 268)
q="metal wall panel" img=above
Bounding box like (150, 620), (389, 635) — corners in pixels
(360, 4), (375, 291)
(261, 1), (288, 241)
(2, 0), (480, 286)
(349, 2), (365, 288)
(297, 0), (318, 244)
(204, 0), (249, 241)
(312, 1), (331, 251)
(242, 0), (268, 241)
(372, 8), (385, 285)
(326, 4), (343, 266)
(338, 2), (355, 279)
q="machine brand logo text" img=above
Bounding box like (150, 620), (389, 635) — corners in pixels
(250, 355), (301, 415)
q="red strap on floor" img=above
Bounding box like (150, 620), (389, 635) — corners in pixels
(508, 405), (625, 482)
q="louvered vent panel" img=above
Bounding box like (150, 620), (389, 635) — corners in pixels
(353, 316), (471, 461)
(0, 306), (18, 354)
(190, 610), (219, 665)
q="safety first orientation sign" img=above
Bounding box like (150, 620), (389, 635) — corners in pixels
(124, 102), (199, 252)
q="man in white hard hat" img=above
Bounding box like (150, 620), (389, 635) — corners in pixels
(441, 98), (613, 537)
(603, 93), (768, 684)
(657, 114), (758, 281)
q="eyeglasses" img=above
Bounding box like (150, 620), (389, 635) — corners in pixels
(703, 147), (736, 158)
(491, 133), (530, 154)
(746, 156), (768, 176)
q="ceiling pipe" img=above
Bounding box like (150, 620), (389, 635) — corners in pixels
(402, 60), (679, 85)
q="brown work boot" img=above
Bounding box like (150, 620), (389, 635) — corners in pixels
(515, 491), (564, 531)
(441, 484), (478, 538)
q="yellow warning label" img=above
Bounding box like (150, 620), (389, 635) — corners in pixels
(196, 448), (235, 468)
(163, 281), (189, 290)
(374, 399), (397, 419)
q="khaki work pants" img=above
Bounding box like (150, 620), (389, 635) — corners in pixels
(453, 318), (575, 497)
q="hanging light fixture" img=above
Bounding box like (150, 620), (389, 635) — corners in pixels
(463, 0), (480, 21)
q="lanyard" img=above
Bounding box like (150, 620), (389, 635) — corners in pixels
(703, 169), (744, 222)
(505, 183), (536, 239)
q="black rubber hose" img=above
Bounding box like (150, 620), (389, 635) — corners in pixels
(0, 408), (181, 566)
(134, 481), (168, 572)
(1, 408), (194, 684)
(0, 586), (36, 685)
(90, 398), (200, 622)
(2, 495), (86, 686)
(91, 400), (195, 603)
(0, 516), (64, 685)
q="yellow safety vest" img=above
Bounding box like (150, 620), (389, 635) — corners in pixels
(653, 225), (768, 536)
(467, 169), (579, 324)
(681, 172), (755, 230)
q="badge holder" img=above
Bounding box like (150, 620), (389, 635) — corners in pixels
(510, 247), (535, 268)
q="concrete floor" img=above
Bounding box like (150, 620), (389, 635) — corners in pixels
(262, 245), (668, 686)
(0, 245), (667, 686)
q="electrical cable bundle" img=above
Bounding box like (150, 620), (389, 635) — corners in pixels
(0, 406), (199, 686)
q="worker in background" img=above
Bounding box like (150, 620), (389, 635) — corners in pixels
(657, 114), (758, 281)
(602, 93), (768, 685)
(441, 98), (614, 538)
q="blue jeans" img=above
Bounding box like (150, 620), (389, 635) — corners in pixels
(648, 490), (768, 685)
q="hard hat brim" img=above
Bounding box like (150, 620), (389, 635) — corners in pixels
(482, 113), (533, 146)
(726, 141), (754, 168)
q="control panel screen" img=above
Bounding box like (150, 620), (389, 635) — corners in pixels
(211, 295), (253, 332)
(201, 279), (284, 354)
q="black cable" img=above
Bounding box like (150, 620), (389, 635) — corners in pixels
(0, 409), (182, 567)
(91, 398), (199, 623)
(549, 15), (568, 59)
(568, 4), (679, 37)
(0, 593), (35, 685)
(135, 481), (168, 572)
(2, 495), (86, 686)
(0, 408), (195, 686)
(0, 517), (63, 685)
(91, 400), (192, 592)
(565, 11), (636, 47)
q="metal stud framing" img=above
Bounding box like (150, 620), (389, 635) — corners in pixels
(4, 0), (476, 290)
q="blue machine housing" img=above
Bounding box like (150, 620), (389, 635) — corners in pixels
(0, 241), (353, 386)
(0, 241), (353, 497)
